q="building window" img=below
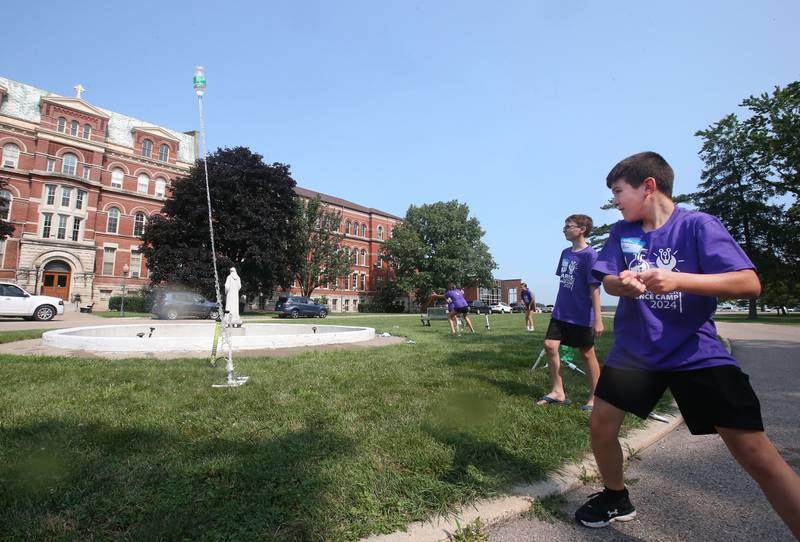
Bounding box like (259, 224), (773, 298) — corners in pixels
(158, 144), (169, 162)
(57, 117), (66, 133)
(62, 153), (78, 175)
(137, 174), (149, 194)
(154, 178), (166, 197)
(352, 249), (358, 265)
(376, 257), (382, 269)
(42, 213), (53, 238)
(345, 221), (351, 235)
(360, 273), (366, 290)
(141, 139), (153, 158)
(75, 189), (86, 210)
(344, 299), (350, 312)
(111, 168), (124, 188)
(71, 217), (82, 241)
(361, 224), (367, 237)
(60, 187), (72, 207)
(56, 214), (68, 240)
(508, 288), (517, 304)
(82, 124), (91, 139)
(130, 249), (142, 278)
(107, 207), (120, 234)
(133, 212), (146, 237)
(360, 249), (366, 266)
(0, 190), (11, 222)
(2, 144), (20, 168)
(82, 165), (92, 180)
(45, 185), (57, 205)
(344, 274), (349, 290)
(46, 158), (55, 172)
(352, 272), (358, 290)
(377, 225), (384, 240)
(103, 246), (116, 275)
(70, 120), (79, 136)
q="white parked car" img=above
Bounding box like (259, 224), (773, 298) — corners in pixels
(490, 302), (513, 314)
(0, 281), (65, 321)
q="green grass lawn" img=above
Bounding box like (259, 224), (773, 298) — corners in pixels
(714, 312), (800, 325)
(0, 314), (667, 541)
(93, 310), (153, 318)
(0, 329), (47, 344)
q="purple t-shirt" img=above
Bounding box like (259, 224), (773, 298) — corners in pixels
(552, 246), (601, 327)
(520, 288), (533, 305)
(592, 207), (755, 371)
(445, 289), (468, 309)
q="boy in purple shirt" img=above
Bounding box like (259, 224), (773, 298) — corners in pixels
(576, 151), (800, 538)
(536, 214), (604, 410)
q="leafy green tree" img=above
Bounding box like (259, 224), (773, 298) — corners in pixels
(383, 200), (496, 305)
(290, 195), (352, 298)
(693, 114), (784, 318)
(0, 179), (14, 241)
(140, 147), (299, 300)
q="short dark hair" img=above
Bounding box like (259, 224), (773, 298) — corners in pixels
(606, 151), (674, 197)
(566, 214), (593, 237)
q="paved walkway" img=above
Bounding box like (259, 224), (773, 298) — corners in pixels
(489, 321), (800, 541)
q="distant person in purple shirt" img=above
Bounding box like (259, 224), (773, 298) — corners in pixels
(431, 283), (476, 334)
(519, 283), (535, 331)
(536, 214), (603, 410)
(575, 151), (800, 539)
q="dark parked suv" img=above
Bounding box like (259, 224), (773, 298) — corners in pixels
(152, 291), (221, 320)
(275, 296), (328, 319)
(468, 300), (491, 314)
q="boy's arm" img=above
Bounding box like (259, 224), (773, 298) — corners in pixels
(638, 268), (760, 298)
(590, 285), (604, 336)
(602, 270), (647, 298)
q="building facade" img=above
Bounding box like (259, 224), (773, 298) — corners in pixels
(0, 77), (401, 312)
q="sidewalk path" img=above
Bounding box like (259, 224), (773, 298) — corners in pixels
(489, 321), (799, 541)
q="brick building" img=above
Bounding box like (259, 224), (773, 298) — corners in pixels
(0, 76), (402, 312)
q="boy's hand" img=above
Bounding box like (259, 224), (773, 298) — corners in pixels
(638, 269), (680, 294)
(617, 270), (647, 297)
(593, 319), (604, 337)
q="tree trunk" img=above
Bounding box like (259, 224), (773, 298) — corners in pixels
(747, 298), (758, 319)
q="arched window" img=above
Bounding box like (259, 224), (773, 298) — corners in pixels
(360, 249), (366, 266)
(70, 120), (79, 136)
(345, 221), (351, 235)
(360, 273), (366, 291)
(111, 168), (124, 188)
(82, 124), (91, 139)
(133, 212), (146, 237)
(57, 117), (66, 133)
(62, 153), (78, 175)
(361, 224), (367, 237)
(141, 139), (153, 158)
(107, 207), (120, 233)
(352, 272), (358, 290)
(158, 144), (169, 162)
(154, 178), (167, 198)
(377, 225), (384, 240)
(0, 190), (12, 221)
(352, 248), (358, 265)
(2, 143), (20, 168)
(137, 173), (150, 194)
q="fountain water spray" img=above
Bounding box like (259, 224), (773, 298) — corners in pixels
(193, 65), (248, 388)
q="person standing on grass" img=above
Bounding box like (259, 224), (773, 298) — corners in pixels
(431, 284), (476, 334)
(576, 151), (800, 538)
(520, 283), (535, 331)
(536, 214), (603, 410)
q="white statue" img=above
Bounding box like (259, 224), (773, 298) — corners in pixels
(224, 267), (242, 327)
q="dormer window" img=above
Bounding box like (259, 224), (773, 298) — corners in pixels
(142, 139), (153, 158)
(159, 144), (169, 162)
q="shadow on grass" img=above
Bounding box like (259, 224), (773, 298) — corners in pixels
(0, 417), (353, 541)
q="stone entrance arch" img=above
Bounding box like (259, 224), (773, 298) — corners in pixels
(40, 259), (72, 300)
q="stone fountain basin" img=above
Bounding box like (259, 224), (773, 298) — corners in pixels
(42, 323), (375, 353)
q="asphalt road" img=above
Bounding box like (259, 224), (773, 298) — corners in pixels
(489, 321), (800, 542)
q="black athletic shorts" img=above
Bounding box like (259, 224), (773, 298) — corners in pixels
(595, 364), (764, 435)
(544, 318), (594, 348)
(455, 306), (469, 315)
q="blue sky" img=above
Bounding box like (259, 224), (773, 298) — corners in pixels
(4, 1), (798, 303)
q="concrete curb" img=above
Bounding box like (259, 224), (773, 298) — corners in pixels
(362, 410), (684, 542)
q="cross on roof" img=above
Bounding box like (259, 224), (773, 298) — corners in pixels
(73, 84), (86, 99)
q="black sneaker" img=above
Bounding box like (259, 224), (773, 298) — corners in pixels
(575, 487), (637, 528)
